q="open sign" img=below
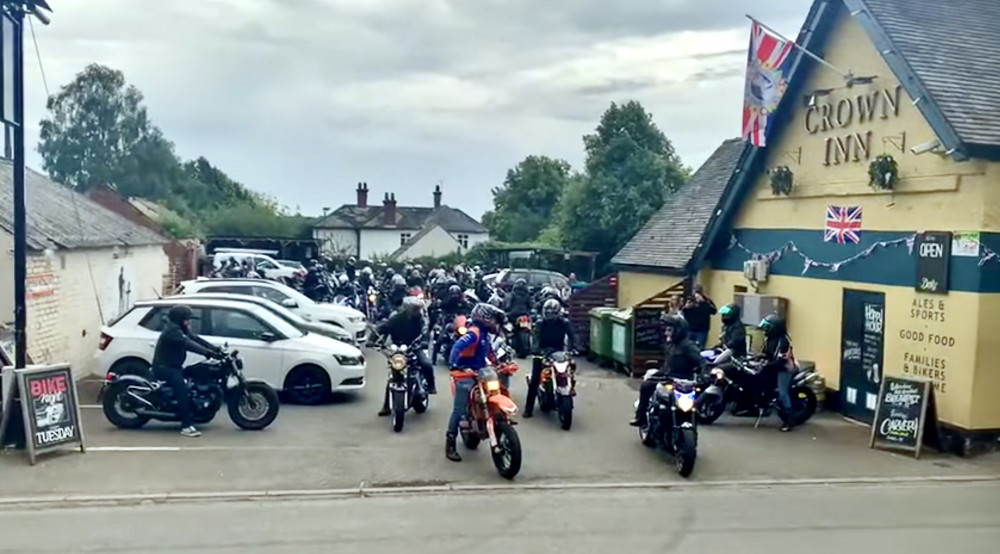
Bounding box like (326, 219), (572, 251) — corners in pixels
(914, 232), (951, 295)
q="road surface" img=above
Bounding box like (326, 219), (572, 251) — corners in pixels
(1, 482), (998, 553)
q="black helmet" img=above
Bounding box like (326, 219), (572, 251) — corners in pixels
(759, 314), (786, 338)
(471, 303), (505, 333)
(542, 298), (561, 320)
(168, 305), (194, 325)
(513, 278), (527, 291)
(662, 314), (689, 344)
(720, 303), (742, 325)
(448, 284), (463, 298)
(385, 268), (395, 278)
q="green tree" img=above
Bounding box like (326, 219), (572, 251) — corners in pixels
(557, 101), (686, 264)
(486, 155), (572, 243)
(38, 64), (165, 193)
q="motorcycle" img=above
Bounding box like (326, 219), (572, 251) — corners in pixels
(529, 351), (577, 430)
(364, 286), (380, 322)
(511, 314), (532, 358)
(452, 362), (521, 480)
(433, 313), (468, 365)
(100, 350), (280, 431)
(381, 340), (430, 433)
(696, 352), (818, 427)
(635, 366), (699, 477)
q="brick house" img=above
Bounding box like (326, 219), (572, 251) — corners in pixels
(0, 163), (170, 378)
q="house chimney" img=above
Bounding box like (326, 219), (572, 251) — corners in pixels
(433, 184), (442, 209)
(383, 192), (397, 225)
(356, 182), (369, 207)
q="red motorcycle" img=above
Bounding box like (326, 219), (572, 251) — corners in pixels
(451, 361), (521, 480)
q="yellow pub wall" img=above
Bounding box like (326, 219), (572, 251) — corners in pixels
(700, 8), (1000, 431)
(617, 271), (682, 308)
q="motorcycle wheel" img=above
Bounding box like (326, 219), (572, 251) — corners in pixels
(491, 420), (522, 480)
(227, 383), (280, 430)
(675, 428), (697, 478)
(638, 421), (656, 447)
(539, 393), (554, 413)
(102, 382), (150, 429)
(696, 395), (725, 425)
(557, 395), (573, 431)
(391, 389), (406, 433)
(791, 387), (817, 425)
(461, 428), (481, 450)
(412, 388), (429, 414)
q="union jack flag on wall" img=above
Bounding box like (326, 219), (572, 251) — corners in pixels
(742, 20), (794, 147)
(825, 206), (863, 244)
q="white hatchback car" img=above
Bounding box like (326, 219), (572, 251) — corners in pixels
(176, 278), (369, 343)
(95, 298), (367, 405)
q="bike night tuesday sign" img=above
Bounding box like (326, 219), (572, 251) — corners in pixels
(0, 364), (86, 465)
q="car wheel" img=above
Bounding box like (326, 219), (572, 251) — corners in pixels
(284, 365), (331, 405)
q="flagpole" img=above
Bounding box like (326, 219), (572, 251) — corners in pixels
(745, 14), (850, 80)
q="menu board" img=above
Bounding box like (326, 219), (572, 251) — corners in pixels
(633, 308), (664, 352)
(915, 231), (951, 294)
(869, 376), (932, 458)
(861, 302), (884, 386)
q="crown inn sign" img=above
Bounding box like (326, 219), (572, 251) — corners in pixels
(803, 84), (902, 166)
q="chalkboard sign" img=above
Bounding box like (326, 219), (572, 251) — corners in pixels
(869, 376), (932, 458)
(0, 364), (86, 465)
(633, 308), (664, 351)
(915, 231), (951, 294)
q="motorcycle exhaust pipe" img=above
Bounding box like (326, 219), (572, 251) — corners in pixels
(125, 388), (156, 409)
(135, 409), (177, 419)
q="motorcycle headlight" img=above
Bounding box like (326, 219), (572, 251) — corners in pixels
(710, 368), (725, 380)
(390, 354), (407, 371)
(457, 326), (467, 335)
(553, 361), (569, 373)
(486, 380), (501, 392)
(675, 392), (696, 412)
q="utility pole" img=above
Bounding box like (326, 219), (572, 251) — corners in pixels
(0, 2), (52, 448)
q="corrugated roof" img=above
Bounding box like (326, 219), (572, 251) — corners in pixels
(0, 161), (168, 250)
(859, 0), (1000, 147)
(613, 138), (746, 270)
(315, 203), (486, 234)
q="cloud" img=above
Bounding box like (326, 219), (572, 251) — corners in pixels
(22, 0), (813, 219)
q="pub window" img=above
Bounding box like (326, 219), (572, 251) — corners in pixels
(457, 234), (469, 248)
(734, 285), (748, 294)
(400, 233), (412, 246)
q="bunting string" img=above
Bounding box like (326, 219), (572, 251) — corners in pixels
(728, 233), (1000, 275)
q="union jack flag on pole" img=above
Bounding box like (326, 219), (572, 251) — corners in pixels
(825, 206), (863, 244)
(742, 20), (794, 147)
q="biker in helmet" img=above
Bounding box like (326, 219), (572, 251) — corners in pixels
(524, 299), (576, 418)
(445, 303), (506, 462)
(344, 256), (357, 282)
(376, 297), (435, 417)
(630, 314), (703, 427)
(432, 284), (472, 364)
(714, 303), (748, 363)
(504, 278), (532, 318)
(151, 305), (225, 438)
(760, 314), (795, 432)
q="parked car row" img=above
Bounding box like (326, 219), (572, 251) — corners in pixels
(95, 278), (372, 405)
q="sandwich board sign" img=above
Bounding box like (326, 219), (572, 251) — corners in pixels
(869, 376), (932, 459)
(0, 364), (86, 465)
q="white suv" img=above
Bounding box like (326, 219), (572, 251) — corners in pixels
(176, 279), (369, 343)
(212, 252), (304, 281)
(95, 298), (366, 405)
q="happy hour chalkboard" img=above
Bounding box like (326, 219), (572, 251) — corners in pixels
(869, 376), (931, 458)
(633, 308), (664, 352)
(915, 231), (951, 294)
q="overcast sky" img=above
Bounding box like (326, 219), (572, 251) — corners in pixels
(23, 0), (813, 219)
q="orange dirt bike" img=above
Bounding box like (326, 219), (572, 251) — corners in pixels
(451, 361), (521, 479)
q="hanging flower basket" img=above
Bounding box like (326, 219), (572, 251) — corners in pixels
(868, 154), (899, 191)
(768, 166), (794, 196)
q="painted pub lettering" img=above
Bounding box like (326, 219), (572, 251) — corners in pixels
(910, 298), (945, 323)
(802, 85), (902, 166)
